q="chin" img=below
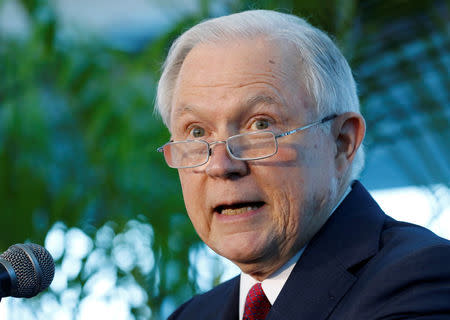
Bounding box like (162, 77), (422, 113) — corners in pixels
(216, 240), (275, 267)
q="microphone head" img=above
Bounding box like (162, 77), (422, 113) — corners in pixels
(0, 243), (55, 298)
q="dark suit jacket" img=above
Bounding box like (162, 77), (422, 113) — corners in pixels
(169, 181), (450, 319)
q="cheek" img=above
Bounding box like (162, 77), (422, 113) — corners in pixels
(276, 142), (308, 165)
(179, 169), (198, 199)
(273, 189), (301, 235)
(178, 172), (214, 241)
(179, 173), (190, 203)
(179, 172), (202, 220)
(263, 142), (332, 241)
(264, 166), (305, 233)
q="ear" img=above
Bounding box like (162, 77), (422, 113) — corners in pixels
(332, 112), (366, 173)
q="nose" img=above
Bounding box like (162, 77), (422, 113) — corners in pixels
(204, 142), (249, 179)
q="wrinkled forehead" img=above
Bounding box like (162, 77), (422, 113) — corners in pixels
(169, 37), (314, 129)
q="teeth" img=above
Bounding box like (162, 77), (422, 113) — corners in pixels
(221, 206), (259, 216)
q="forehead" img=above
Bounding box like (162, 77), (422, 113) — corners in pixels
(170, 37), (313, 128)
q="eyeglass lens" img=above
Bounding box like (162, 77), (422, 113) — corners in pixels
(164, 140), (209, 168)
(227, 131), (276, 159)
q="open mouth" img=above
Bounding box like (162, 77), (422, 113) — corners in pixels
(215, 202), (265, 216)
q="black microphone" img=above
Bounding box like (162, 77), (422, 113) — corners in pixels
(0, 243), (55, 299)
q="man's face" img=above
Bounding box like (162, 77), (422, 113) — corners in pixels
(170, 37), (340, 279)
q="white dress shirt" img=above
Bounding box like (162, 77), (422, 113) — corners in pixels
(238, 186), (351, 319)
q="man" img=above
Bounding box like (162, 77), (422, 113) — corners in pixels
(156, 10), (450, 320)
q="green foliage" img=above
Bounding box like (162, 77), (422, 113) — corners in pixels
(0, 0), (201, 317)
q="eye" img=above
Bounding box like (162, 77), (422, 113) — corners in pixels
(251, 119), (270, 130)
(189, 126), (205, 138)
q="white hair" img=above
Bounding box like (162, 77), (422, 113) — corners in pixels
(155, 9), (365, 181)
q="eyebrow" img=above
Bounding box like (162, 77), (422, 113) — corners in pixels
(173, 95), (281, 118)
(244, 95), (281, 109)
(172, 104), (205, 124)
(173, 105), (194, 117)
(242, 94), (288, 123)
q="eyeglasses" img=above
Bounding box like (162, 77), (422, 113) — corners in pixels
(157, 114), (338, 169)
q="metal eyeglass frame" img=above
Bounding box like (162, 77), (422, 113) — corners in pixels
(157, 113), (338, 169)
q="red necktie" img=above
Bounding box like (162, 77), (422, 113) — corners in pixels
(243, 283), (271, 320)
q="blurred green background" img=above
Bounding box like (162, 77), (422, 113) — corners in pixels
(0, 0), (449, 319)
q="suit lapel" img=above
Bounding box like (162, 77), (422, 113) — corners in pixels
(219, 275), (240, 320)
(267, 181), (386, 320)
